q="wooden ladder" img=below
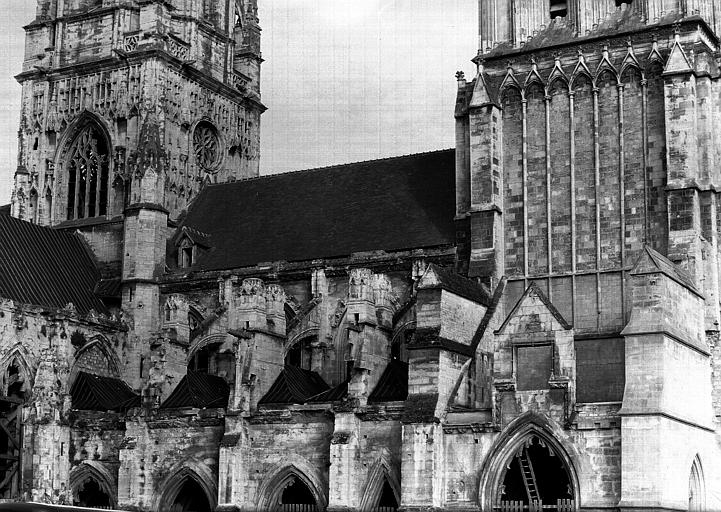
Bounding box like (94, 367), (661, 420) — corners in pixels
(519, 447), (540, 505)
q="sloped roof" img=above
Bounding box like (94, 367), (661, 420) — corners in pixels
(160, 370), (230, 409)
(258, 366), (330, 406)
(418, 263), (490, 305)
(70, 371), (140, 411)
(368, 360), (408, 403)
(307, 380), (348, 403)
(631, 245), (702, 297)
(0, 215), (107, 314)
(178, 150), (457, 271)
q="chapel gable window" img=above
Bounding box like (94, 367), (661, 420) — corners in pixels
(66, 124), (110, 220)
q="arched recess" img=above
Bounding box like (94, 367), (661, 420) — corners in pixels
(284, 332), (318, 371)
(69, 461), (117, 508)
(688, 455), (705, 512)
(478, 414), (580, 511)
(359, 456), (401, 512)
(69, 335), (122, 388)
(0, 344), (35, 499)
(0, 344), (37, 397)
(152, 461), (217, 512)
(54, 112), (113, 221)
(187, 333), (235, 379)
(256, 459), (328, 512)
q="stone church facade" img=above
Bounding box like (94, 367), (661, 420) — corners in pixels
(0, 0), (719, 510)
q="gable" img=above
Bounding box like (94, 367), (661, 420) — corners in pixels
(496, 283), (571, 337)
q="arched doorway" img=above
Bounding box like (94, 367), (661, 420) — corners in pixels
(496, 436), (574, 511)
(373, 478), (399, 512)
(74, 477), (112, 508)
(277, 476), (319, 512)
(688, 456), (705, 512)
(170, 478), (211, 512)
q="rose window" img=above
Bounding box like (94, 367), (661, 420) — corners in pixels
(193, 121), (222, 172)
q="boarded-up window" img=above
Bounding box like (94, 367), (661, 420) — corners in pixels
(576, 338), (625, 402)
(517, 345), (552, 391)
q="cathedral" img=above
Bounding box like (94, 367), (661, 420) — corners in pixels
(0, 0), (720, 510)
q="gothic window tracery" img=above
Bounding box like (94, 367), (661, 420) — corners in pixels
(66, 124), (110, 220)
(193, 121), (222, 172)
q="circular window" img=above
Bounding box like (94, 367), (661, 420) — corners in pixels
(193, 121), (222, 172)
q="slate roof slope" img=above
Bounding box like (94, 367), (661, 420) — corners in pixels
(258, 365), (330, 406)
(368, 360), (408, 403)
(420, 263), (490, 305)
(0, 214), (107, 315)
(161, 370), (230, 409)
(70, 372), (140, 411)
(179, 150), (457, 271)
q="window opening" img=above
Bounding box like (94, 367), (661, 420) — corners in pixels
(286, 338), (313, 370)
(550, 0), (567, 17)
(66, 124), (110, 220)
(181, 246), (194, 268)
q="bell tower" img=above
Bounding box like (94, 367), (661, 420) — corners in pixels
(12, 0), (264, 227)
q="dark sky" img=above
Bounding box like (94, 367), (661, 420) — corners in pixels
(0, 0), (478, 200)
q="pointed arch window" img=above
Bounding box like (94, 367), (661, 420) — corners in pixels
(66, 124), (110, 220)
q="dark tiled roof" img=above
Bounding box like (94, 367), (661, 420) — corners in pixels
(160, 370), (230, 409)
(178, 150), (457, 271)
(368, 360), (408, 403)
(94, 278), (122, 299)
(70, 371), (140, 411)
(307, 380), (348, 403)
(421, 263), (490, 305)
(0, 215), (107, 314)
(258, 366), (329, 406)
(0, 205), (10, 216)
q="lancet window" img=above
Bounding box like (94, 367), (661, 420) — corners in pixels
(66, 125), (110, 220)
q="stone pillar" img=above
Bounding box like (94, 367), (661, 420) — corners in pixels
(467, 72), (504, 284)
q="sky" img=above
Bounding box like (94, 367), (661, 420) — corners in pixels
(0, 0), (478, 201)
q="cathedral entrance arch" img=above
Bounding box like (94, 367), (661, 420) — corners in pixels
(479, 419), (579, 512)
(256, 462), (327, 512)
(69, 461), (117, 508)
(154, 464), (217, 512)
(359, 458), (401, 512)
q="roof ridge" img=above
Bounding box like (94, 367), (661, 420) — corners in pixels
(204, 148), (455, 188)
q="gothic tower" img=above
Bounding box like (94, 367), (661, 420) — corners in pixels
(457, 0), (721, 509)
(10, 0), (264, 391)
(11, 0), (263, 233)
